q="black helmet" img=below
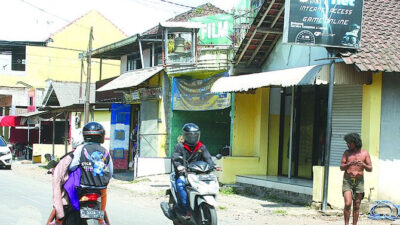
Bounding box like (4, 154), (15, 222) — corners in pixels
(182, 123), (200, 146)
(82, 122), (105, 143)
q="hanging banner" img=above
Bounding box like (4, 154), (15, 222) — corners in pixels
(283, 0), (364, 49)
(172, 72), (231, 111)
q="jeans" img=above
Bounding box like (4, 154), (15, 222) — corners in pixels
(176, 176), (189, 212)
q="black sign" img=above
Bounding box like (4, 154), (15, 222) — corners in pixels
(283, 0), (364, 49)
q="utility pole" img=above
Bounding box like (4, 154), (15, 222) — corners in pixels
(84, 26), (93, 124)
(79, 53), (84, 102)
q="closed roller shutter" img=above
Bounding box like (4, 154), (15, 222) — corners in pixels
(330, 85), (363, 166)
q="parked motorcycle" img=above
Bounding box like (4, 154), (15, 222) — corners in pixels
(161, 155), (222, 225)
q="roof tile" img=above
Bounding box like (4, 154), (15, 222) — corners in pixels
(342, 0), (400, 72)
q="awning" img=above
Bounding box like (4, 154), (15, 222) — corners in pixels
(97, 66), (164, 92)
(0, 116), (22, 127)
(211, 64), (326, 93)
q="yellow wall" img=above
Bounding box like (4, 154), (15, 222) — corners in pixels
(94, 110), (111, 149)
(267, 114), (280, 176)
(1, 10), (126, 88)
(361, 72), (382, 200)
(313, 72), (382, 209)
(33, 144), (72, 163)
(219, 88), (270, 183)
(157, 72), (167, 157)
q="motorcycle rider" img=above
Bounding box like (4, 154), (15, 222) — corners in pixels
(172, 123), (220, 220)
(46, 128), (84, 225)
(69, 122), (113, 225)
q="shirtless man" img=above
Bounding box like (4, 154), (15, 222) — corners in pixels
(340, 133), (372, 225)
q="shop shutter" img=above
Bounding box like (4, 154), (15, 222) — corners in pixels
(330, 85), (363, 166)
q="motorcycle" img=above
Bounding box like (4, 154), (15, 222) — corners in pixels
(63, 188), (105, 225)
(161, 154), (222, 225)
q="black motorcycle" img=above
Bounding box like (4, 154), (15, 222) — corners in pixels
(63, 188), (104, 225)
(161, 155), (222, 225)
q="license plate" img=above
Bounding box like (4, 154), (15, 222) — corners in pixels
(80, 208), (104, 219)
(199, 175), (213, 181)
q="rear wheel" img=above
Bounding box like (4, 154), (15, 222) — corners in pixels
(173, 221), (183, 225)
(85, 219), (99, 225)
(199, 203), (217, 225)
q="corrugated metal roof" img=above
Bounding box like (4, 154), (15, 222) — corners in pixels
(211, 65), (325, 93)
(91, 35), (138, 59)
(233, 0), (285, 67)
(42, 81), (95, 107)
(97, 66), (164, 92)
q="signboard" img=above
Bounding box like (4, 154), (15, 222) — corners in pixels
(172, 72), (231, 111)
(140, 87), (161, 100)
(124, 88), (161, 104)
(283, 0), (364, 49)
(189, 14), (233, 45)
(124, 90), (140, 104)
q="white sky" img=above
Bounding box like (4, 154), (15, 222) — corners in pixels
(1, 0), (241, 41)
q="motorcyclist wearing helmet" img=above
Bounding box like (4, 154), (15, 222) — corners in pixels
(172, 123), (220, 219)
(69, 122), (113, 225)
(46, 128), (84, 225)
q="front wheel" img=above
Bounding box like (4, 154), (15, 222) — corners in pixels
(199, 203), (217, 225)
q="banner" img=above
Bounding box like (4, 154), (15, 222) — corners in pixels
(189, 14), (233, 45)
(172, 72), (231, 111)
(283, 0), (364, 49)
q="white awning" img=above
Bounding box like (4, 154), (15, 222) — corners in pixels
(97, 66), (164, 92)
(211, 64), (326, 93)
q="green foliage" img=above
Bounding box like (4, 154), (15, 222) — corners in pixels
(272, 209), (287, 215)
(129, 178), (151, 184)
(193, 7), (204, 15)
(168, 40), (174, 53)
(220, 186), (235, 195)
(218, 206), (227, 210)
(264, 194), (283, 203)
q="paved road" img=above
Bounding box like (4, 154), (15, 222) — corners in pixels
(0, 168), (171, 225)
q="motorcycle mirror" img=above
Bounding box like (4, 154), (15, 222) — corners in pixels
(215, 154), (222, 160)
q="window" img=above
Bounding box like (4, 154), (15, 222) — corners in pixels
(127, 53), (142, 71)
(11, 46), (26, 71)
(29, 97), (34, 106)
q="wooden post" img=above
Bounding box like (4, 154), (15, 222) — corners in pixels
(64, 112), (69, 154)
(138, 35), (144, 69)
(52, 116), (55, 157)
(99, 58), (103, 80)
(84, 27), (93, 124)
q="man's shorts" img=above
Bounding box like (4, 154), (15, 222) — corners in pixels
(342, 176), (364, 199)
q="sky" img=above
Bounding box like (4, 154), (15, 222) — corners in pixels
(1, 0), (242, 41)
